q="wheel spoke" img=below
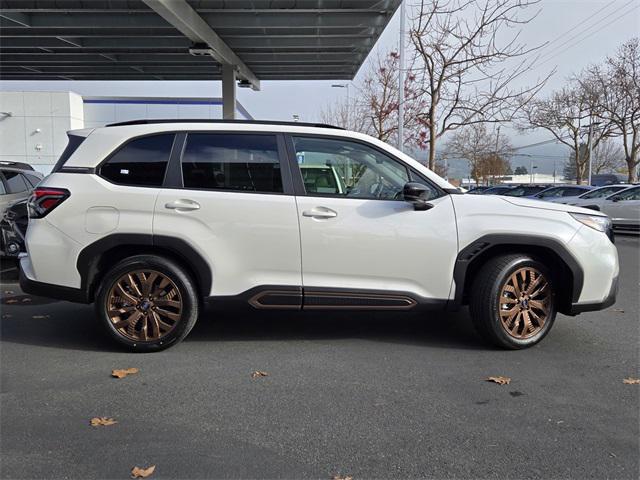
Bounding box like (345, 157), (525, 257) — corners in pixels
(155, 307), (181, 322)
(114, 282), (138, 303)
(510, 274), (522, 297)
(125, 273), (143, 297)
(154, 298), (181, 308)
(142, 272), (158, 297)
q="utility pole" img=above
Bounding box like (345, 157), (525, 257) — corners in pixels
(588, 119), (593, 186)
(397, 0), (406, 152)
(331, 84), (350, 128)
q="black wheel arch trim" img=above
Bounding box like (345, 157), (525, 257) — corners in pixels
(76, 233), (212, 301)
(449, 234), (584, 313)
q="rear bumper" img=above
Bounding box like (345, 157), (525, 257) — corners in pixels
(19, 255), (88, 303)
(568, 275), (618, 315)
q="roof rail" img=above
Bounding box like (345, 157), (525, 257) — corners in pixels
(106, 119), (344, 130)
(0, 161), (35, 171)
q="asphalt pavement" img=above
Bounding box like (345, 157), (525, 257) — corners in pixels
(1, 236), (638, 479)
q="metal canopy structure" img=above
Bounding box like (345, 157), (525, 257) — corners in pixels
(0, 0), (402, 87)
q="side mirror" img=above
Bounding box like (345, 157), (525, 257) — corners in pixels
(403, 182), (434, 211)
(611, 197), (621, 202)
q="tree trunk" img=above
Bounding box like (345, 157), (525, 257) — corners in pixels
(428, 124), (437, 170)
(626, 157), (638, 183)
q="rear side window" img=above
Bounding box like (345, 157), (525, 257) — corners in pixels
(2, 171), (29, 194)
(24, 174), (41, 188)
(181, 133), (282, 193)
(0, 174), (6, 195)
(100, 134), (175, 187)
(52, 134), (86, 173)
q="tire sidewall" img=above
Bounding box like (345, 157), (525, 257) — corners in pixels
(96, 256), (199, 352)
(486, 256), (557, 349)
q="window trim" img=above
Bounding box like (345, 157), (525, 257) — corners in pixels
(2, 169), (30, 194)
(168, 130), (293, 196)
(283, 133), (445, 201)
(97, 132), (178, 188)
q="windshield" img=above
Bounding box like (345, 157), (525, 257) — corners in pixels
(535, 187), (565, 198)
(503, 186), (546, 197)
(579, 185), (627, 199)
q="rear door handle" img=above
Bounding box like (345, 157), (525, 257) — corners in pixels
(302, 207), (338, 219)
(164, 199), (200, 212)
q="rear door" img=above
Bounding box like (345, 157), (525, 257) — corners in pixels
(602, 187), (640, 227)
(154, 132), (302, 301)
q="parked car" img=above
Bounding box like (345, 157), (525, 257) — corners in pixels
(558, 185), (630, 206)
(480, 185), (514, 195)
(531, 185), (593, 201)
(591, 173), (627, 186)
(501, 184), (552, 197)
(581, 186), (640, 233)
(1, 163), (43, 256)
(466, 186), (491, 194)
(0, 199), (28, 256)
(19, 120), (618, 352)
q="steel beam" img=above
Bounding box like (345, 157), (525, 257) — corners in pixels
(222, 64), (237, 119)
(142, 0), (259, 90)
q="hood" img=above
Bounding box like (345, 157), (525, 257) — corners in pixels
(500, 196), (607, 216)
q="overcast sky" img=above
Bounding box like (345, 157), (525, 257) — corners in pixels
(2, 0), (639, 174)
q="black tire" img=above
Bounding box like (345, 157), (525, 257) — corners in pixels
(95, 254), (199, 352)
(469, 254), (557, 349)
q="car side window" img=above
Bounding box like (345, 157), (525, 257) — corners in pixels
(100, 134), (175, 187)
(24, 174), (41, 188)
(611, 187), (640, 201)
(292, 136), (412, 200)
(0, 175), (6, 195)
(2, 171), (29, 194)
(181, 133), (283, 193)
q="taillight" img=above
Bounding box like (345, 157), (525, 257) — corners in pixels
(28, 188), (70, 218)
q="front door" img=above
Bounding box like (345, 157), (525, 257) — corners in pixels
(290, 135), (458, 306)
(154, 132), (302, 302)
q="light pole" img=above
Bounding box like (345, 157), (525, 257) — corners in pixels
(397, 0), (406, 152)
(586, 119), (601, 186)
(331, 83), (350, 128)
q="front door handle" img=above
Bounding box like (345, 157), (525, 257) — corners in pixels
(164, 199), (200, 212)
(302, 207), (338, 219)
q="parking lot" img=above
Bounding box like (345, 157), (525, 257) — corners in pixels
(1, 235), (638, 480)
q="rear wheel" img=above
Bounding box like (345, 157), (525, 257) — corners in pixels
(95, 255), (199, 352)
(469, 254), (556, 349)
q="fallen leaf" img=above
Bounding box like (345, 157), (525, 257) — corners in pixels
(90, 417), (118, 427)
(609, 452), (617, 458)
(112, 368), (139, 379)
(2, 314), (12, 319)
(251, 370), (269, 379)
(21, 297), (32, 303)
(623, 377), (640, 384)
(5, 299), (17, 304)
(487, 376), (511, 385)
(131, 465), (155, 478)
(4, 290), (15, 295)
(613, 308), (625, 313)
(32, 315), (50, 319)
(332, 476), (353, 480)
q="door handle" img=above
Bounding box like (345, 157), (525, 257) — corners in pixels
(164, 199), (200, 212)
(302, 207), (338, 219)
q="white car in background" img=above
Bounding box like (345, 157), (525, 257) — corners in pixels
(580, 186), (640, 233)
(552, 184), (630, 206)
(18, 120), (619, 352)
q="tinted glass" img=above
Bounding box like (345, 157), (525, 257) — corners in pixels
(562, 187), (586, 197)
(24, 174), (41, 188)
(293, 136), (413, 200)
(301, 166), (342, 194)
(0, 175), (6, 195)
(100, 134), (174, 187)
(537, 187), (563, 198)
(3, 171), (29, 194)
(182, 134), (282, 193)
(580, 186), (626, 199)
(610, 187), (640, 201)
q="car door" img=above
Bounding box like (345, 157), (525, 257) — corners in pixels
(154, 131), (302, 301)
(289, 134), (458, 306)
(601, 187), (640, 227)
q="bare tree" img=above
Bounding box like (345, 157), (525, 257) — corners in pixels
(409, 0), (551, 169)
(445, 122), (512, 184)
(520, 84), (613, 184)
(580, 38), (640, 182)
(592, 139), (626, 174)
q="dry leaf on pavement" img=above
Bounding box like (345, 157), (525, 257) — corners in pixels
(90, 417), (118, 427)
(131, 465), (156, 478)
(111, 368), (139, 379)
(5, 299), (17, 304)
(623, 378), (640, 384)
(332, 475), (353, 480)
(251, 370), (269, 379)
(487, 376), (511, 385)
(613, 308), (625, 313)
(21, 297), (32, 303)
(4, 290), (15, 295)
(32, 315), (50, 319)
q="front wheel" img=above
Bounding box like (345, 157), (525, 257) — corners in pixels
(95, 255), (199, 352)
(469, 254), (556, 349)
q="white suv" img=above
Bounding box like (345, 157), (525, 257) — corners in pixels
(20, 120), (619, 352)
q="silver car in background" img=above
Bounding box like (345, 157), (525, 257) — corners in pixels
(553, 184), (630, 206)
(581, 185), (640, 233)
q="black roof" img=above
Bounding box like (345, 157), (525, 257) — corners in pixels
(106, 119), (343, 130)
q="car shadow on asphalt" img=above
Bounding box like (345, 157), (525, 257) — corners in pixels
(0, 294), (488, 352)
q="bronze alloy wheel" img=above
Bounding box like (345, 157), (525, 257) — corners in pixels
(106, 270), (183, 342)
(498, 267), (552, 339)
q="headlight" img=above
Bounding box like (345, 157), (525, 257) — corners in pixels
(570, 212), (611, 233)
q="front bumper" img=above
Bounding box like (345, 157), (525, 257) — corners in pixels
(568, 275), (618, 315)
